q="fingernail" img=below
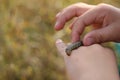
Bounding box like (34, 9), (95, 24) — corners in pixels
(56, 12), (61, 18)
(56, 39), (63, 44)
(55, 21), (59, 27)
(55, 21), (60, 28)
(86, 38), (95, 45)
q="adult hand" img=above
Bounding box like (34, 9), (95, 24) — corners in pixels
(56, 39), (119, 80)
(55, 3), (120, 46)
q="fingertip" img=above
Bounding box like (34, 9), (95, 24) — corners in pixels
(54, 21), (65, 31)
(83, 36), (95, 46)
(56, 12), (61, 18)
(55, 39), (64, 49)
(54, 21), (60, 30)
(83, 39), (89, 46)
(56, 39), (63, 44)
(55, 39), (66, 48)
(56, 39), (63, 48)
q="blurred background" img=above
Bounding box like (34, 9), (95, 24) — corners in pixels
(0, 0), (120, 80)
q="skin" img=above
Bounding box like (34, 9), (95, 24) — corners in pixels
(54, 3), (120, 80)
(54, 3), (120, 46)
(65, 41), (83, 56)
(56, 39), (120, 80)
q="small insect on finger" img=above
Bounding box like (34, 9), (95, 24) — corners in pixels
(65, 41), (83, 56)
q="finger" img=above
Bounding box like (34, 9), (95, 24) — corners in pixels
(56, 12), (61, 19)
(71, 19), (85, 42)
(69, 17), (78, 29)
(83, 23), (119, 45)
(71, 4), (107, 42)
(55, 39), (67, 57)
(54, 3), (95, 30)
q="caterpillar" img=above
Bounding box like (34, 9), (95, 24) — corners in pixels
(65, 41), (83, 56)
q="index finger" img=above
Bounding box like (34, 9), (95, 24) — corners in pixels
(54, 3), (95, 30)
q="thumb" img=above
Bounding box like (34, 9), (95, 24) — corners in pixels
(55, 39), (67, 57)
(83, 25), (118, 46)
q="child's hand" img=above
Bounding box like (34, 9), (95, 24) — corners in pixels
(56, 39), (119, 80)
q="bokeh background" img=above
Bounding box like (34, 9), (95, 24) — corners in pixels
(0, 0), (120, 80)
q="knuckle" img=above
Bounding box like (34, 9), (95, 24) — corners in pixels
(96, 32), (104, 43)
(74, 21), (80, 27)
(77, 2), (87, 6)
(98, 3), (107, 7)
(73, 2), (86, 6)
(92, 31), (105, 43)
(55, 13), (60, 19)
(71, 2), (87, 10)
(97, 3), (110, 11)
(87, 31), (102, 43)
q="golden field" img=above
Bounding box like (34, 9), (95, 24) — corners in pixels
(0, 0), (120, 80)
